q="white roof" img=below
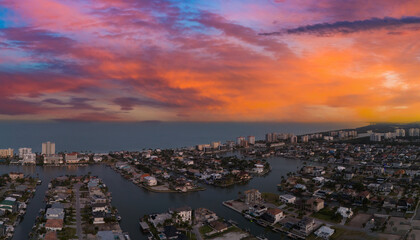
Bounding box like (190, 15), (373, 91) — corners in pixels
(280, 194), (295, 200)
(337, 207), (353, 218)
(315, 226), (335, 237)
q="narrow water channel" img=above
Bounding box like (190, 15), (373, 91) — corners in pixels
(0, 156), (302, 240)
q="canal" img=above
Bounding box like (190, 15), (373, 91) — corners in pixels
(0, 156), (303, 240)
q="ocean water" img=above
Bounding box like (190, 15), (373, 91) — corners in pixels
(0, 121), (362, 153)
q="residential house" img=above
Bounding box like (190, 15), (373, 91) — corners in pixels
(279, 194), (296, 204)
(315, 226), (335, 239)
(170, 206), (192, 223)
(297, 217), (315, 236)
(243, 189), (261, 205)
(46, 207), (64, 220)
(65, 153), (79, 164)
(195, 208), (218, 223)
(336, 207), (353, 218)
(9, 172), (24, 180)
(144, 176), (157, 186)
(209, 220), (229, 233)
(92, 203), (108, 212)
(262, 208), (284, 224)
(45, 219), (64, 231)
(306, 198), (324, 212)
(93, 211), (106, 224)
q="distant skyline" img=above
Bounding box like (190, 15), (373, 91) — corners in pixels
(1, 0), (420, 122)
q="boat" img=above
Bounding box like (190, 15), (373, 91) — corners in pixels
(117, 215), (122, 221)
(256, 236), (268, 240)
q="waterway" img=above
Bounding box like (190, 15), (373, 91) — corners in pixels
(1, 156), (303, 240)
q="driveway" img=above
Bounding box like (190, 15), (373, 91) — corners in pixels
(74, 183), (82, 239)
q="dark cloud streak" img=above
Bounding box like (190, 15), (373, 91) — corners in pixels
(260, 16), (420, 36)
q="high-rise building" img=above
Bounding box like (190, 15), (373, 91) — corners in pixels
(348, 130), (358, 137)
(236, 137), (246, 146)
(19, 148), (32, 159)
(395, 129), (405, 137)
(226, 141), (235, 149)
(247, 136), (255, 145)
(384, 132), (396, 139)
(42, 141), (56, 155)
(290, 135), (297, 144)
(408, 128), (420, 137)
(210, 141), (221, 149)
(0, 148), (14, 158)
(338, 131), (348, 139)
(265, 133), (273, 143)
(370, 133), (382, 142)
(301, 135), (309, 143)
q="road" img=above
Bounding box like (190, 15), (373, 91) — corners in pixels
(74, 183), (82, 239)
(411, 199), (420, 221)
(193, 225), (203, 240)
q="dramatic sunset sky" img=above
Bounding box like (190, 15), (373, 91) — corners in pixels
(0, 0), (420, 122)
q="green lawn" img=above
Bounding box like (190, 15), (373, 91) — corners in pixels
(199, 225), (213, 235)
(311, 208), (342, 223)
(330, 227), (386, 240)
(262, 192), (280, 206)
(57, 227), (77, 240)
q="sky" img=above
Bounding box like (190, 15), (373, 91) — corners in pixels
(0, 0), (420, 122)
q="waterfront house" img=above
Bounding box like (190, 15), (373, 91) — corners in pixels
(46, 207), (64, 220)
(249, 204), (267, 217)
(92, 203), (108, 212)
(253, 164), (265, 174)
(45, 219), (63, 231)
(170, 206), (192, 223)
(243, 189), (261, 205)
(297, 217), (315, 236)
(209, 220), (229, 233)
(279, 194), (296, 204)
(262, 208), (284, 224)
(43, 154), (64, 165)
(0, 199), (17, 213)
(194, 208), (218, 224)
(65, 153), (79, 164)
(144, 176), (158, 186)
(8, 172), (24, 180)
(149, 213), (172, 227)
(139, 173), (151, 182)
(91, 194), (107, 204)
(93, 155), (103, 162)
(163, 226), (182, 239)
(93, 211), (106, 224)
